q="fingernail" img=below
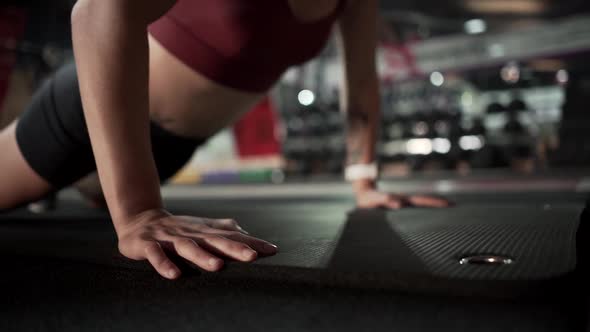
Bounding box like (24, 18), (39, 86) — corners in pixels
(264, 243), (278, 253)
(243, 249), (257, 260)
(209, 258), (221, 268)
(238, 226), (250, 235)
(168, 270), (178, 279)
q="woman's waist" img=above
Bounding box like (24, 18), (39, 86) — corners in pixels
(150, 93), (262, 139)
(149, 35), (264, 138)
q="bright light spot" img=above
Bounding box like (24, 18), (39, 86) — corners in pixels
(436, 180), (455, 193)
(459, 135), (484, 151)
(430, 72), (445, 87)
(461, 92), (474, 107)
(489, 44), (505, 58)
(556, 69), (569, 84)
(432, 138), (451, 154)
(298, 90), (315, 106)
(413, 121), (429, 136)
(382, 141), (407, 156)
(464, 19), (487, 34)
(406, 138), (433, 155)
(501, 63), (520, 84)
(282, 68), (299, 84)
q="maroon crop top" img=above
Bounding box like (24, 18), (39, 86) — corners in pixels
(148, 0), (346, 93)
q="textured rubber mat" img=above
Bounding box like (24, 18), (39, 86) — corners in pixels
(389, 207), (579, 280)
(1, 187), (587, 331)
(0, 191), (586, 300)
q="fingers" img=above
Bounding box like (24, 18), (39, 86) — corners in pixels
(222, 232), (278, 256)
(123, 215), (277, 281)
(178, 223), (277, 257)
(144, 242), (181, 280)
(198, 235), (258, 262)
(174, 238), (224, 272)
(207, 219), (249, 234)
(197, 226), (278, 256)
(381, 194), (451, 210)
(407, 195), (451, 208)
(384, 198), (402, 210)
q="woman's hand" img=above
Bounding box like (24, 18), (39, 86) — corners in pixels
(116, 209), (278, 280)
(356, 188), (451, 210)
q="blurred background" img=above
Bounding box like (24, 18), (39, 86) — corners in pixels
(1, 0), (589, 185)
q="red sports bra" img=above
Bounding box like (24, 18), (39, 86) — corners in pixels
(148, 0), (346, 93)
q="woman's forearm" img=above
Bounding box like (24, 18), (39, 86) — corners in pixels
(336, 0), (380, 192)
(344, 83), (380, 192)
(71, 0), (173, 230)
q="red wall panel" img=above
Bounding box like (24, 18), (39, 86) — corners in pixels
(0, 8), (27, 110)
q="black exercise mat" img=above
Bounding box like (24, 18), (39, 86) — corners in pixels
(0, 190), (587, 331)
(1, 256), (577, 332)
(0, 192), (585, 299)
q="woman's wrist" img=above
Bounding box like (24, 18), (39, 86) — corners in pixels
(345, 163), (378, 194)
(352, 179), (376, 194)
(111, 205), (169, 238)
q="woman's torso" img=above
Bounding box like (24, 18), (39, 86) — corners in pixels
(148, 0), (344, 138)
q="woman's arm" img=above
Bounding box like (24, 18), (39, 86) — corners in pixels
(71, 0), (174, 227)
(336, 0), (380, 193)
(71, 0), (277, 279)
(336, 0), (449, 209)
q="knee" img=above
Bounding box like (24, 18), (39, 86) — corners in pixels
(0, 193), (33, 212)
(0, 197), (17, 211)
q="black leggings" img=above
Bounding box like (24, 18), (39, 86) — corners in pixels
(15, 63), (206, 189)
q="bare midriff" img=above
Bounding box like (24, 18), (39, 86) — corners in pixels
(148, 35), (265, 139)
(146, 0), (344, 139)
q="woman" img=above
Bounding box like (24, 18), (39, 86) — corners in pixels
(0, 0), (449, 280)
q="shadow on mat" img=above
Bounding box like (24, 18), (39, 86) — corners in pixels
(327, 209), (427, 274)
(574, 201), (590, 330)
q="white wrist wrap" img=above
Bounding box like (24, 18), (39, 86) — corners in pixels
(344, 163), (378, 182)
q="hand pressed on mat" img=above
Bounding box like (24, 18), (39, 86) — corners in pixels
(116, 209), (278, 280)
(355, 188), (451, 210)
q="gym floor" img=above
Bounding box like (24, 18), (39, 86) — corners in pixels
(1, 173), (589, 331)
